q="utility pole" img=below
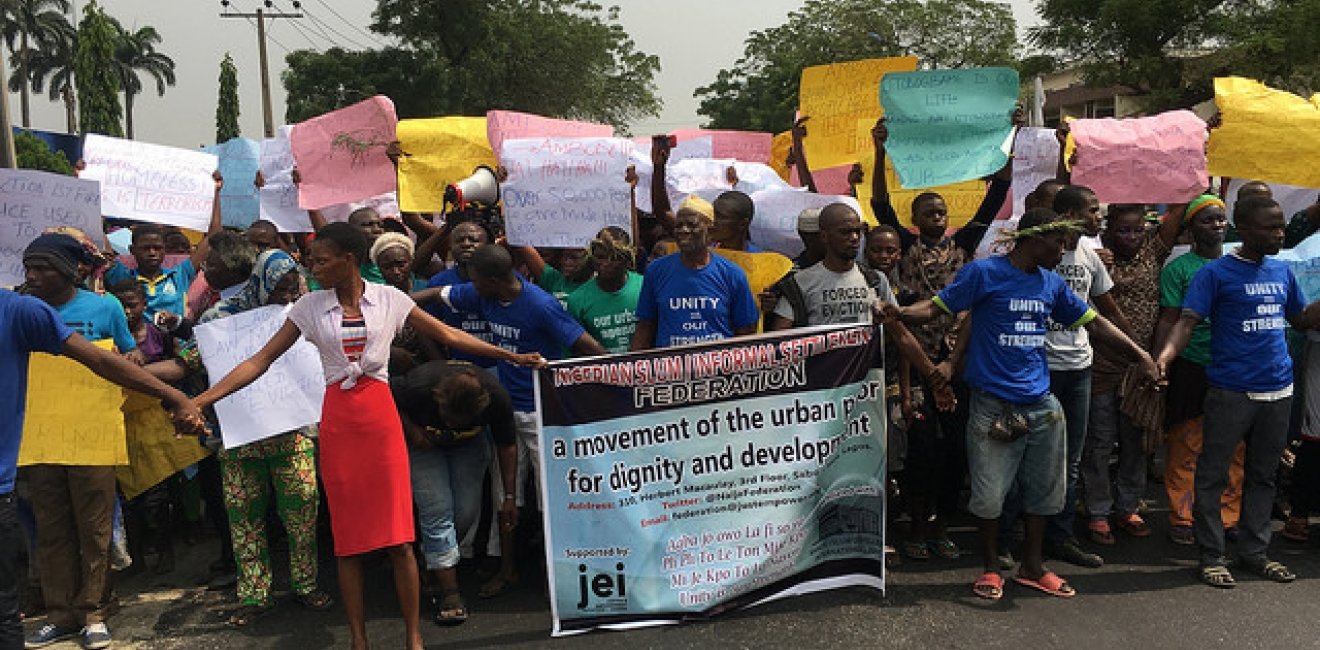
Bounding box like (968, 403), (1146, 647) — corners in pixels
(219, 2), (303, 138)
(0, 44), (17, 168)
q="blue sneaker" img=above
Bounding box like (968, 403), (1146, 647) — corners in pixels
(24, 623), (78, 648)
(81, 623), (112, 650)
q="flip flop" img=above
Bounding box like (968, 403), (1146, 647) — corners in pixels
(1013, 571), (1076, 598)
(434, 591), (468, 626)
(973, 572), (1004, 601)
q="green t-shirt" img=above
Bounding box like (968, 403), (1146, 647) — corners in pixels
(538, 265), (587, 308)
(566, 272), (642, 354)
(1159, 251), (1213, 366)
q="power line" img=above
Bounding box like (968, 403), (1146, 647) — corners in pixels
(282, 15), (322, 50)
(304, 11), (374, 51)
(311, 0), (388, 48)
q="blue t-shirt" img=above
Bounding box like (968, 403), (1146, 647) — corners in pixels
(0, 290), (74, 493)
(635, 253), (759, 348)
(54, 289), (136, 352)
(1182, 254), (1306, 392)
(444, 279), (585, 411)
(935, 255), (1095, 404)
(425, 267), (495, 368)
(105, 258), (196, 320)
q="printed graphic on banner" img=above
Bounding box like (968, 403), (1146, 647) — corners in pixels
(81, 134), (218, 231)
(204, 137), (262, 228)
(19, 339), (128, 466)
(0, 168), (102, 287)
(536, 325), (886, 635)
(798, 56), (919, 170)
(501, 137), (635, 248)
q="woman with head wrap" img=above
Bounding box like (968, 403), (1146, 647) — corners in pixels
(370, 233), (441, 372)
(566, 227), (643, 354)
(197, 250), (334, 625)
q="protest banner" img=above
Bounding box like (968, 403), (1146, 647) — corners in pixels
(671, 129), (774, 164)
(747, 191), (863, 258)
(1208, 77), (1320, 189)
(291, 95), (398, 210)
(1071, 110), (1208, 204)
(536, 324), (886, 635)
(19, 339), (128, 466)
(1272, 231), (1320, 301)
(801, 164), (853, 197)
(1011, 127), (1060, 215)
(798, 56), (918, 170)
(81, 134), (218, 231)
(195, 305), (325, 449)
(397, 116), (498, 213)
(116, 390), (210, 500)
(204, 137), (262, 228)
(0, 168), (102, 287)
(488, 110), (613, 161)
(854, 120), (986, 230)
(1225, 178), (1319, 223)
(880, 68), (1018, 188)
(629, 139), (718, 214)
(257, 126), (308, 231)
(501, 137), (634, 248)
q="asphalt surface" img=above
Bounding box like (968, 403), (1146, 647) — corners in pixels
(25, 505), (1320, 650)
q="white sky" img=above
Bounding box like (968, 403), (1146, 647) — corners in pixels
(7, 0), (1040, 148)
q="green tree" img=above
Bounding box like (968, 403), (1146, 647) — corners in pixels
(282, 47), (451, 122)
(22, 28), (78, 133)
(694, 0), (1019, 133)
(1, 0), (75, 128)
(74, 1), (121, 136)
(1213, 0), (1320, 97)
(216, 52), (241, 142)
(14, 130), (73, 174)
(111, 22), (176, 139)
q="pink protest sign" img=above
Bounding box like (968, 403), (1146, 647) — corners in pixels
(1070, 110), (1209, 204)
(290, 96), (398, 210)
(793, 164), (853, 195)
(671, 129), (773, 163)
(487, 110), (613, 158)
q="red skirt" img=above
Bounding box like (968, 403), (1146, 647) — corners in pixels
(319, 377), (414, 556)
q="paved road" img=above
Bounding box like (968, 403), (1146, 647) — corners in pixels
(27, 508), (1320, 650)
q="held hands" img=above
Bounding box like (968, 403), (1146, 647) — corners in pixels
(1139, 355), (1166, 392)
(171, 399), (208, 439)
(931, 382), (958, 413)
(872, 299), (902, 325)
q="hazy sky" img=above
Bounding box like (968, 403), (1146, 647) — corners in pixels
(7, 0), (1040, 148)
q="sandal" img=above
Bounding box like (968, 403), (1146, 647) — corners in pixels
(1014, 571), (1076, 598)
(1244, 560), (1296, 583)
(901, 540), (930, 560)
(1169, 525), (1195, 546)
(478, 575), (517, 599)
(433, 590), (468, 626)
(227, 602), (276, 627)
(1281, 516), (1310, 543)
(1113, 513), (1151, 538)
(972, 572), (1003, 601)
(1087, 519), (1116, 546)
(926, 538), (960, 560)
(1199, 564), (1235, 589)
(296, 589), (334, 611)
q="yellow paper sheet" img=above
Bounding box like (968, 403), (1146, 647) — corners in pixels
(855, 120), (985, 229)
(799, 56), (919, 171)
(770, 131), (793, 182)
(397, 117), (497, 213)
(19, 340), (128, 466)
(116, 391), (210, 500)
(1207, 77), (1320, 188)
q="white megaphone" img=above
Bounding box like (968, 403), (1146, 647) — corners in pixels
(445, 165), (500, 208)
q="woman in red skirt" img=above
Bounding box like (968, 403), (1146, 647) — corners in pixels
(195, 223), (544, 650)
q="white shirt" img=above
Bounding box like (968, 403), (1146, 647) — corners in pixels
(1045, 245), (1113, 370)
(286, 282), (415, 390)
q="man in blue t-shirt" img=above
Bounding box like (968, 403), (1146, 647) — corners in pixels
(889, 209), (1158, 602)
(1156, 196), (1320, 589)
(422, 221), (496, 367)
(631, 204), (759, 350)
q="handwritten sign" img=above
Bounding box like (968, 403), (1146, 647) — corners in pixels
(397, 116), (497, 213)
(1071, 110), (1208, 203)
(0, 168), (101, 287)
(799, 56), (919, 169)
(670, 129), (773, 163)
(19, 339), (128, 466)
(82, 134), (218, 231)
(500, 137), (633, 248)
(195, 305), (325, 449)
(291, 95), (398, 210)
(880, 67), (1018, 188)
(204, 137), (261, 228)
(1012, 127), (1060, 215)
(487, 110), (612, 162)
(257, 126), (307, 231)
(1208, 77), (1320, 188)
(855, 119), (985, 229)
(747, 190), (863, 258)
(116, 390), (209, 500)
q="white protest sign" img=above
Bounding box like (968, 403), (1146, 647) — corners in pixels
(0, 169), (102, 287)
(259, 126), (310, 232)
(748, 190), (862, 258)
(500, 137), (634, 247)
(81, 134), (217, 231)
(1012, 127), (1060, 216)
(194, 304), (325, 449)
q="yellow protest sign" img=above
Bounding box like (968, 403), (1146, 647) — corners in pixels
(19, 339), (128, 467)
(855, 120), (986, 230)
(116, 391), (210, 500)
(799, 56), (918, 171)
(770, 131), (793, 182)
(1207, 77), (1320, 188)
(397, 117), (497, 213)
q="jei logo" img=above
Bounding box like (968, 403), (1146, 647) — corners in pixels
(575, 562), (628, 611)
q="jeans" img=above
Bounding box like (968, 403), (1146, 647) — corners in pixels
(409, 433), (493, 570)
(999, 369), (1091, 546)
(0, 494), (22, 650)
(965, 390), (1066, 520)
(1195, 387), (1291, 566)
(1082, 390), (1147, 518)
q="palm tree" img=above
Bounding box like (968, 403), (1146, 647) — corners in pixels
(1, 0), (75, 128)
(23, 30), (77, 133)
(111, 22), (175, 139)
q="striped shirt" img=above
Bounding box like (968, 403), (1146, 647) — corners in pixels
(341, 316), (367, 362)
